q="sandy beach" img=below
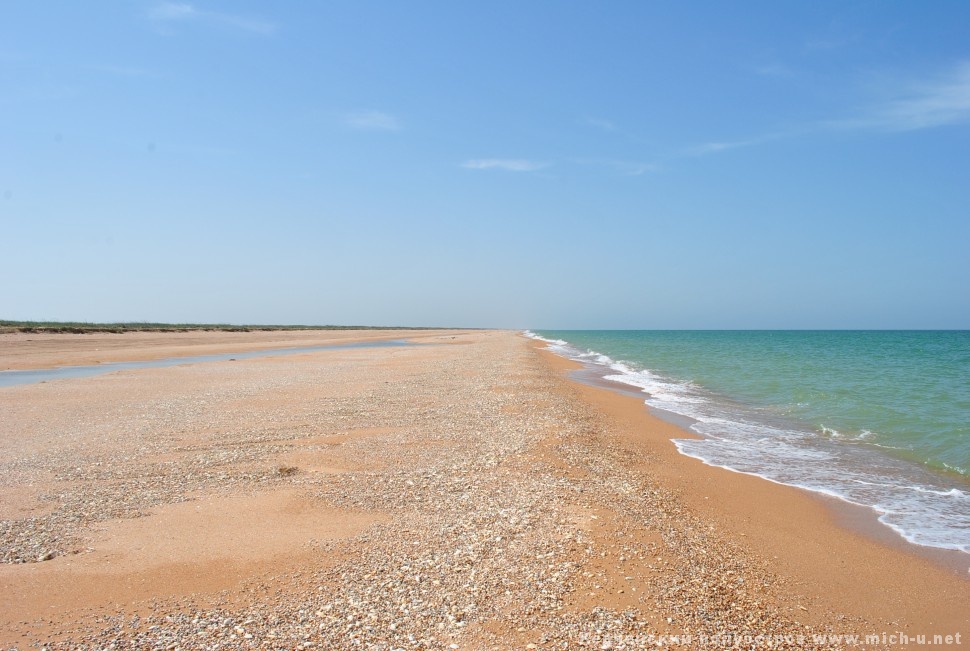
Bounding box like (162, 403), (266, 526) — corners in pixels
(0, 330), (966, 650)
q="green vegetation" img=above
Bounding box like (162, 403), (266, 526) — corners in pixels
(0, 320), (442, 334)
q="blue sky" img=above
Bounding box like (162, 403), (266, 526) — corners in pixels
(2, 1), (969, 328)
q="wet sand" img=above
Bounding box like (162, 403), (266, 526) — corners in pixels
(0, 330), (965, 649)
(0, 329), (461, 371)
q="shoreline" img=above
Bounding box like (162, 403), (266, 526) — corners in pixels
(527, 331), (970, 562)
(571, 354), (970, 577)
(531, 338), (968, 642)
(1, 330), (966, 648)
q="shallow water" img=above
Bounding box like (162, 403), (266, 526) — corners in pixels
(0, 339), (412, 388)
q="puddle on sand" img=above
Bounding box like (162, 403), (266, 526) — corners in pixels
(0, 340), (412, 388)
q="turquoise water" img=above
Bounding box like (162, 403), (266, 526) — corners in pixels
(530, 330), (970, 553)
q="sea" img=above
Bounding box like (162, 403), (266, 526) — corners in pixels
(527, 330), (970, 555)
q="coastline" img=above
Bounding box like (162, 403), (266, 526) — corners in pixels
(532, 338), (969, 643)
(566, 345), (970, 577)
(0, 330), (966, 648)
(528, 330), (970, 560)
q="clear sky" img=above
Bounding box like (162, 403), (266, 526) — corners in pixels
(2, 1), (969, 328)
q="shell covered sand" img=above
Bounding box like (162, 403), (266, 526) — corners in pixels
(0, 330), (959, 649)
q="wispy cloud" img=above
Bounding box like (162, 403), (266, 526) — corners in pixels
(148, 2), (277, 35)
(150, 2), (197, 21)
(461, 159), (548, 172)
(832, 61), (970, 131)
(685, 61), (970, 158)
(570, 157), (658, 176)
(684, 138), (764, 157)
(611, 161), (658, 176)
(584, 117), (617, 132)
(681, 129), (801, 157)
(754, 63), (795, 78)
(343, 110), (401, 131)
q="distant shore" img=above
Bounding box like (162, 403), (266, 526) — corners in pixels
(0, 328), (451, 371)
(0, 330), (965, 649)
(0, 319), (450, 335)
